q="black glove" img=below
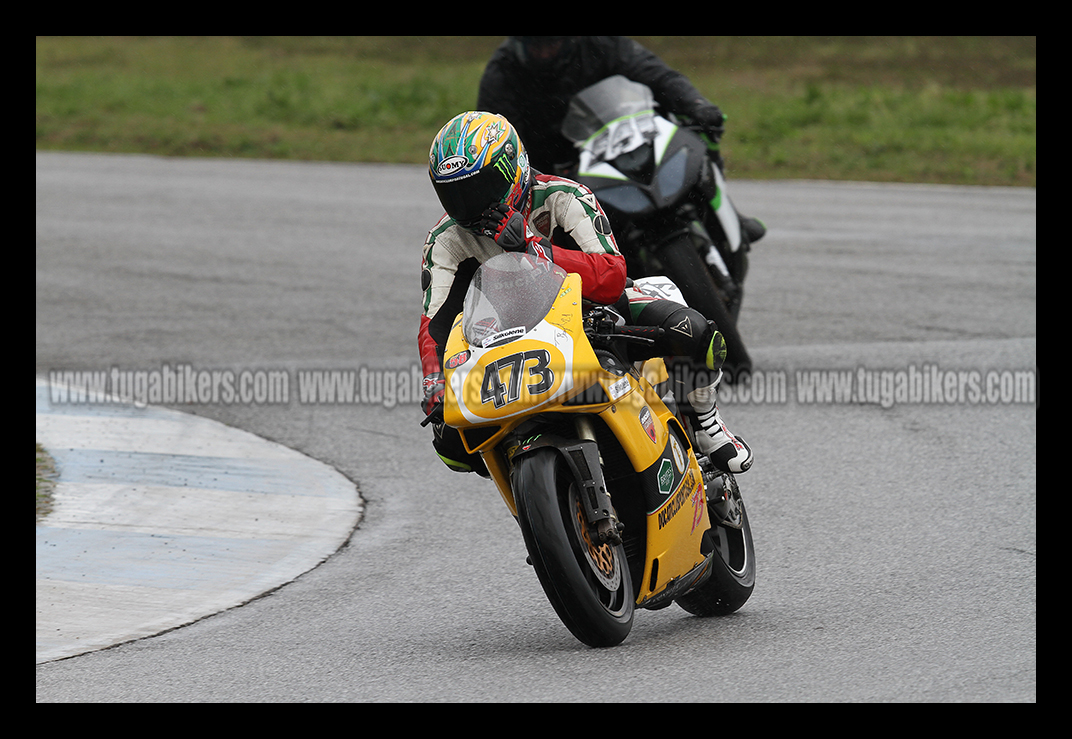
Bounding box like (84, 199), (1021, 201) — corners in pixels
(474, 203), (528, 251)
(692, 104), (726, 141)
(474, 203), (554, 262)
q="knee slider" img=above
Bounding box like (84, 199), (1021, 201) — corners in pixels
(638, 301), (717, 364)
(668, 311), (725, 371)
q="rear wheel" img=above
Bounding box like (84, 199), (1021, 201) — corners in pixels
(514, 448), (634, 647)
(676, 476), (755, 616)
(658, 234), (752, 378)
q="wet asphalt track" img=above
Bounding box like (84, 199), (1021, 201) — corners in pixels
(36, 152), (1035, 702)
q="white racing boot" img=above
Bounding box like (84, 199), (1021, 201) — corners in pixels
(687, 371), (753, 474)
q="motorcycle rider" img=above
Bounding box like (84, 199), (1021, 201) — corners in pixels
(420, 111), (752, 477)
(476, 35), (766, 245)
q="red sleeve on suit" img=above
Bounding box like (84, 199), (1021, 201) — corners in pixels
(418, 314), (441, 376)
(551, 248), (627, 306)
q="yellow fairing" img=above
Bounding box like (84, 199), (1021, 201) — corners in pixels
(599, 387), (711, 603)
(442, 272), (600, 430)
(641, 357), (669, 387)
(641, 453), (710, 603)
(597, 379), (667, 472)
(440, 270), (711, 605)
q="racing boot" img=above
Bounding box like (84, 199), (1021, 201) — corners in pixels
(631, 298), (754, 473)
(740, 215), (766, 245)
(688, 322), (752, 474)
(688, 371), (753, 474)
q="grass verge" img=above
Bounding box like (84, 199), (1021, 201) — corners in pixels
(36, 36), (1035, 186)
(36, 443), (56, 523)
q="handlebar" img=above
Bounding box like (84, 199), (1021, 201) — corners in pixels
(420, 403), (443, 427)
(606, 325), (663, 344)
(584, 307), (664, 345)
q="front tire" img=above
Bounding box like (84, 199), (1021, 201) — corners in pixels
(514, 448), (634, 647)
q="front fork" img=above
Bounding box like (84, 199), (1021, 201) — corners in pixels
(510, 419), (623, 546)
(574, 415), (624, 545)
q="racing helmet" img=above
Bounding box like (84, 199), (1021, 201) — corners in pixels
(429, 111), (531, 229)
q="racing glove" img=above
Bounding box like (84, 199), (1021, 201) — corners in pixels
(422, 371), (445, 417)
(474, 203), (554, 262)
(690, 103), (727, 172)
(691, 103), (726, 141)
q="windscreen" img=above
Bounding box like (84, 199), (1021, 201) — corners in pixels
(560, 75), (658, 163)
(462, 253), (568, 348)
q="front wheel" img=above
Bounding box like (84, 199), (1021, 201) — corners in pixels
(676, 481), (755, 617)
(513, 448), (634, 647)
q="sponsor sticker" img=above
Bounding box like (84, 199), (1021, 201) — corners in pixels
(484, 326), (526, 346)
(436, 155), (469, 177)
(669, 433), (686, 473)
(639, 405), (657, 443)
(658, 459), (675, 495)
(608, 376), (631, 401)
(445, 350), (470, 370)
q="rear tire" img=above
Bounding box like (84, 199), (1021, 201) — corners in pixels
(676, 492), (755, 616)
(514, 448), (634, 647)
(658, 234), (752, 378)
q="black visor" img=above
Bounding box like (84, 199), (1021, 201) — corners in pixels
(433, 165), (513, 227)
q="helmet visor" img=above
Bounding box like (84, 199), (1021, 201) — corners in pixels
(434, 165), (514, 228)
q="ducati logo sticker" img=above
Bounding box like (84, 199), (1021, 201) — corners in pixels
(639, 405), (657, 443)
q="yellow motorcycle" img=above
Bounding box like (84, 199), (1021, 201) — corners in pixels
(435, 252), (754, 647)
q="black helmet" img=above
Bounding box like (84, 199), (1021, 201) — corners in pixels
(508, 36), (577, 76)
